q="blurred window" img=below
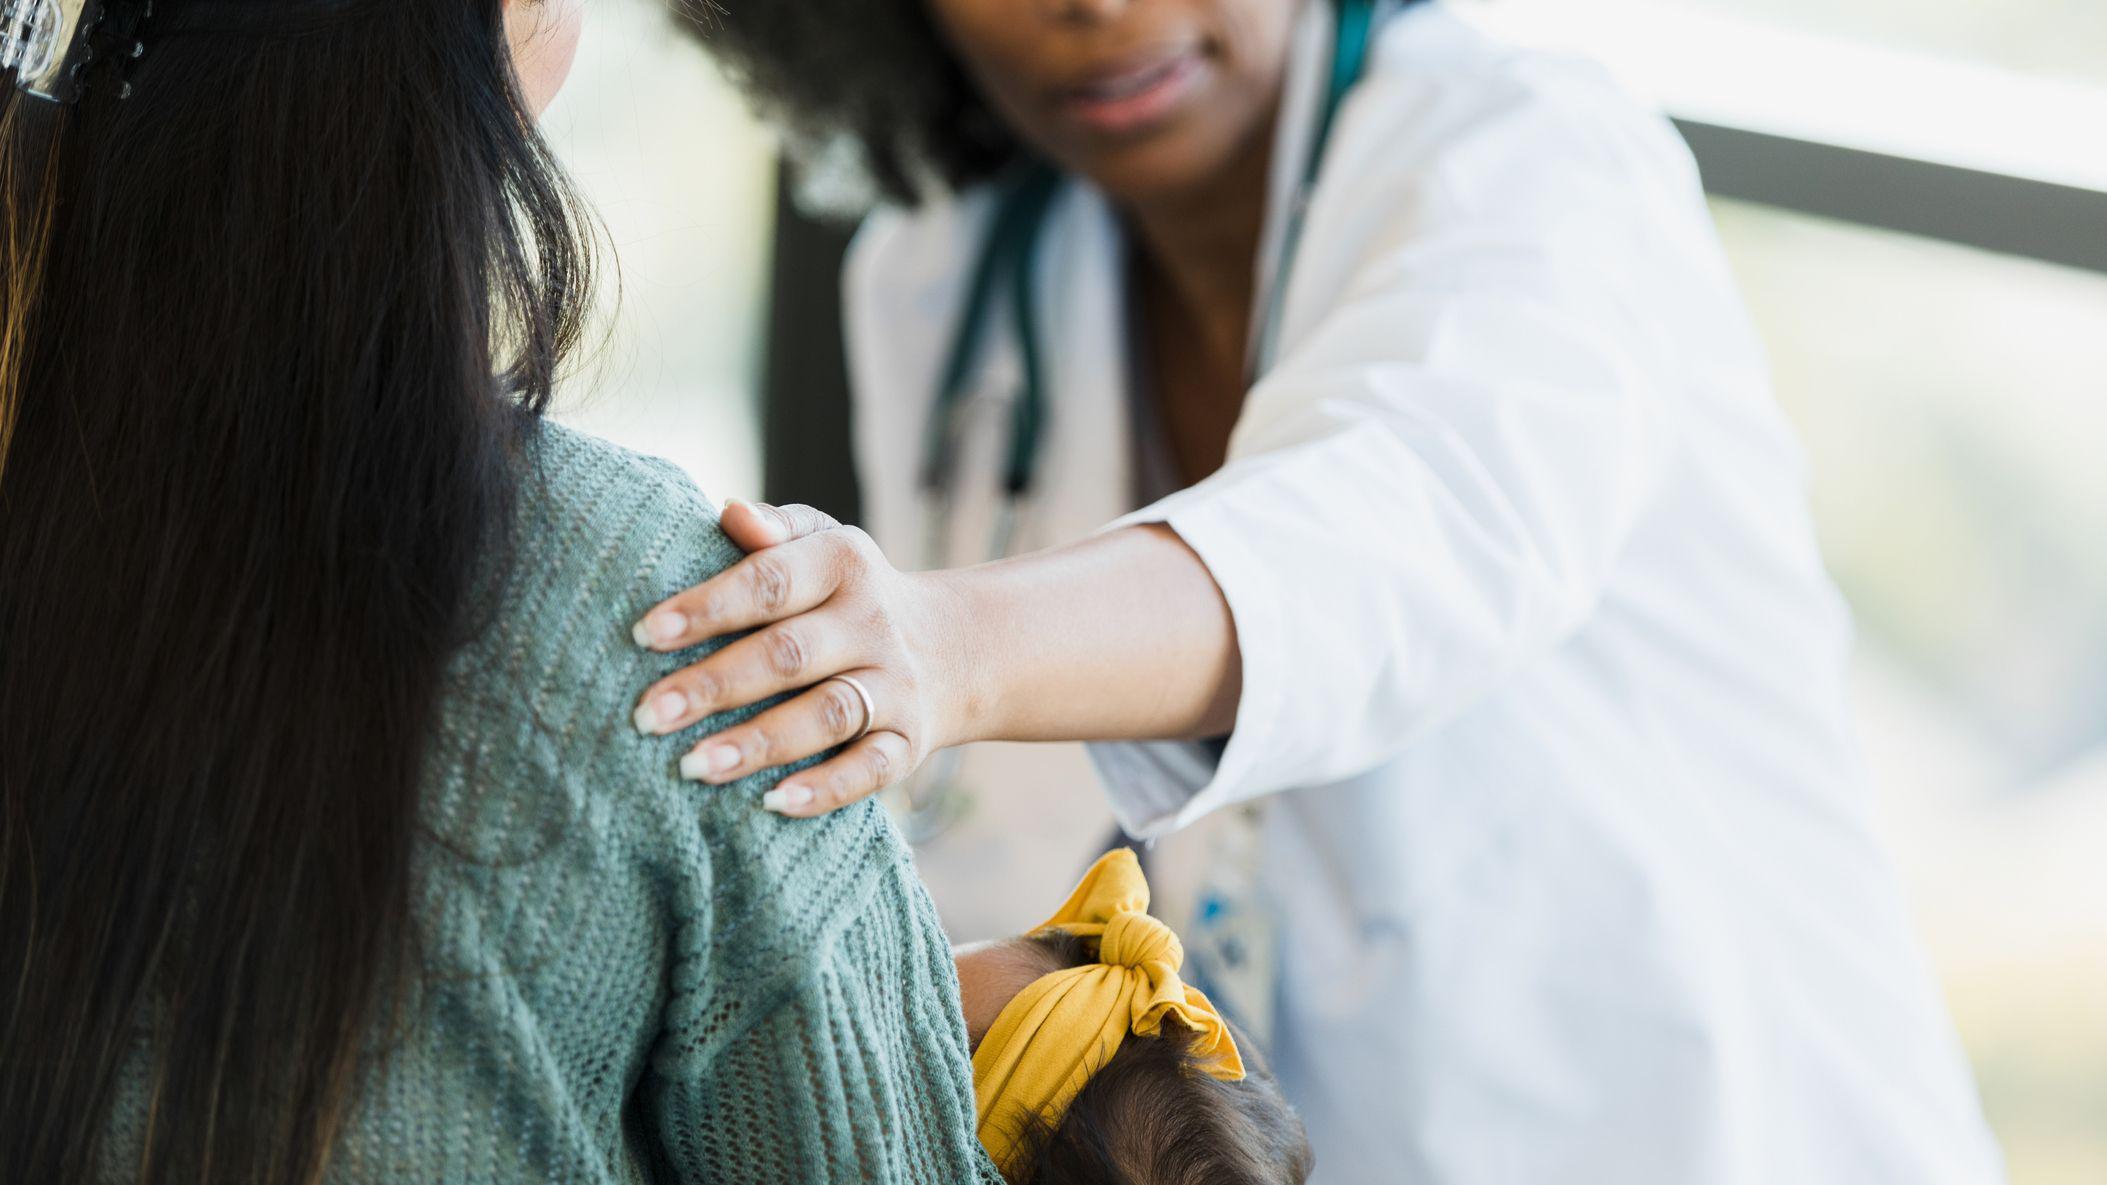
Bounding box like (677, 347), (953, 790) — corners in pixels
(537, 0), (778, 494)
(1710, 198), (2107, 1185)
(1667, 0), (2107, 91)
(1470, 0), (2107, 192)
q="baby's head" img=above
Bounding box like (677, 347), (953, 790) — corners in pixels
(955, 852), (1313, 1185)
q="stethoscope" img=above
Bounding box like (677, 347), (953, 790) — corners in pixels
(889, 0), (1393, 843)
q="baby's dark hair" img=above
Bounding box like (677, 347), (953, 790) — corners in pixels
(1008, 931), (1314, 1185)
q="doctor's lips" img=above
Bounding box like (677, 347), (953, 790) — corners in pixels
(1054, 47), (1206, 136)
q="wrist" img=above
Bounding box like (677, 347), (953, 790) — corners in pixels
(904, 565), (1006, 749)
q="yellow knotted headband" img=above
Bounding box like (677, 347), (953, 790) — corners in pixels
(972, 848), (1246, 1177)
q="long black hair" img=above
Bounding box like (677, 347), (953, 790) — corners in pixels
(0, 2), (595, 1181)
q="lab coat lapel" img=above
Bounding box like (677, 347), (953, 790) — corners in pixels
(1026, 183), (1137, 551)
(847, 182), (1138, 568)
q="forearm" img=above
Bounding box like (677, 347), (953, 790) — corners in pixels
(918, 524), (1242, 746)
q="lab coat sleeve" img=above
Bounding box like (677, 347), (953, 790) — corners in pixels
(1090, 64), (1708, 838)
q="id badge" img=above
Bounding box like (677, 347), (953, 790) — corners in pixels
(1179, 803), (1279, 1051)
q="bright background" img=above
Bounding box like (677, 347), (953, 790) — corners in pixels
(540, 2), (2106, 1181)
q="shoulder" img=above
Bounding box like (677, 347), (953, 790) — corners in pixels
(497, 438), (945, 1063)
(517, 419), (737, 584)
(420, 423), (948, 1069)
(1343, 3), (1700, 204)
(433, 420), (918, 911)
(1278, 2), (1729, 335)
(425, 422), (741, 851)
(485, 420), (746, 740)
(441, 417), (916, 910)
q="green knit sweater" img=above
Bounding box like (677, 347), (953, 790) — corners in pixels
(105, 424), (1003, 1183)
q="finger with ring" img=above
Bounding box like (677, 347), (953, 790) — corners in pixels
(677, 668), (888, 784)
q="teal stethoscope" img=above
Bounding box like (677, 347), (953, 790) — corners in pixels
(890, 0), (1397, 843)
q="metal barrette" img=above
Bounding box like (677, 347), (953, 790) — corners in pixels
(4, 0), (150, 105)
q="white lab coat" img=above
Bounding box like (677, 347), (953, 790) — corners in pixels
(842, 4), (2002, 1183)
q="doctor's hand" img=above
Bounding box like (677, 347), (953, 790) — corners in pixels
(627, 500), (983, 818)
(627, 499), (1240, 819)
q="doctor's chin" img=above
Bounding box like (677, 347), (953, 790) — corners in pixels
(3, 1), (2101, 1184)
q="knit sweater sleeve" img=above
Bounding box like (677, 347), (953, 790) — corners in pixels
(640, 805), (1002, 1184)
(525, 429), (999, 1183)
(633, 721), (997, 1183)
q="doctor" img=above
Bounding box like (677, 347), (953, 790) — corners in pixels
(635, 0), (2002, 1181)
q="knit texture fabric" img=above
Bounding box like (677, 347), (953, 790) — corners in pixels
(101, 423), (1004, 1184)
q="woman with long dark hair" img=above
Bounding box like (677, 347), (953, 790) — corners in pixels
(0, 3), (998, 1182)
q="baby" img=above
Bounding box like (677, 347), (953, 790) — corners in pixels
(953, 850), (1313, 1185)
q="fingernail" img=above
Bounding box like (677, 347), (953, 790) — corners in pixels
(684, 743), (740, 781)
(632, 690), (689, 735)
(631, 610), (686, 650)
(761, 783), (814, 814)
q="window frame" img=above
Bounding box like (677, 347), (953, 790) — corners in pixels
(1679, 120), (2107, 274)
(1462, 0), (2107, 274)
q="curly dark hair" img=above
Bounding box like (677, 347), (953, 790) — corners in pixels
(677, 0), (1023, 205)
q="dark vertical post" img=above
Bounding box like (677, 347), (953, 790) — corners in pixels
(760, 162), (864, 523)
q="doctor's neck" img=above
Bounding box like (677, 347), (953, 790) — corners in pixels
(1116, 99), (1280, 362)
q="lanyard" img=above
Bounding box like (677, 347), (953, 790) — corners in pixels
(920, 0), (1388, 563)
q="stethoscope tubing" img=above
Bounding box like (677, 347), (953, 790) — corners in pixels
(893, 0), (1392, 841)
(921, 0), (1385, 535)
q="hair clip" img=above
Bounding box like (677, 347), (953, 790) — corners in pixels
(114, 0), (149, 100)
(4, 0), (107, 104)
